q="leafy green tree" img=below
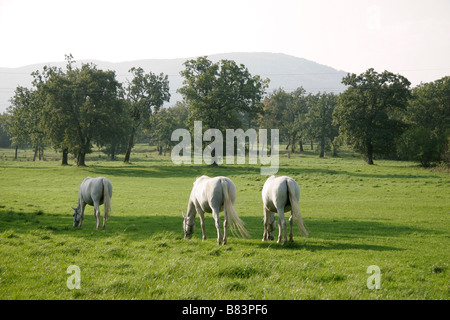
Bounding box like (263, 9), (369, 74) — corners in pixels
(259, 87), (308, 152)
(290, 87), (309, 152)
(34, 64), (71, 164)
(96, 98), (131, 161)
(398, 76), (450, 166)
(260, 88), (292, 141)
(397, 127), (442, 166)
(40, 59), (125, 166)
(8, 86), (46, 161)
(179, 56), (268, 132)
(333, 68), (411, 164)
(0, 113), (12, 148)
(123, 67), (170, 163)
(304, 92), (339, 158)
(148, 101), (189, 155)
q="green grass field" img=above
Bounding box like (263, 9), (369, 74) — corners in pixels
(0, 145), (448, 299)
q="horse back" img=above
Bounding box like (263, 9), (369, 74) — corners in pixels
(79, 177), (111, 205)
(262, 176), (292, 212)
(192, 176), (235, 213)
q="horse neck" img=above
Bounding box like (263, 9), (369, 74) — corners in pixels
(77, 192), (85, 209)
(186, 199), (196, 222)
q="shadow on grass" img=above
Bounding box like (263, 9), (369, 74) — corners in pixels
(253, 239), (403, 252)
(1, 155), (441, 180)
(88, 163), (264, 179)
(281, 167), (442, 180)
(0, 209), (435, 252)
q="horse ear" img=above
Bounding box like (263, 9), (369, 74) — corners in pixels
(71, 207), (76, 211)
(182, 212), (186, 218)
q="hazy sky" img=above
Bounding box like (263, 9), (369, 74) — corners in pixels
(0, 0), (449, 85)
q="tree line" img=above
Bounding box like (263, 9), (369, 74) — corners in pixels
(0, 55), (448, 167)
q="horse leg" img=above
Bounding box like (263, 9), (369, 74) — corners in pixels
(262, 209), (275, 241)
(80, 203), (86, 227)
(277, 208), (287, 244)
(289, 213), (294, 242)
(223, 209), (228, 245)
(198, 210), (207, 240)
(212, 208), (223, 245)
(94, 203), (100, 229)
(102, 206), (106, 230)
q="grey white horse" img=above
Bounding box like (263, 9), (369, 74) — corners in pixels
(72, 176), (112, 229)
(262, 175), (308, 243)
(182, 175), (249, 245)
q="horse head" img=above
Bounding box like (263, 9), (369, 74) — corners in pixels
(182, 212), (195, 239)
(71, 206), (82, 227)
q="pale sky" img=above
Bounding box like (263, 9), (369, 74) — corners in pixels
(0, 0), (449, 85)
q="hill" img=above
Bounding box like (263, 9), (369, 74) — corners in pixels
(0, 52), (348, 112)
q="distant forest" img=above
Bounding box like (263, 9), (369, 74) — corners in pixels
(0, 55), (448, 168)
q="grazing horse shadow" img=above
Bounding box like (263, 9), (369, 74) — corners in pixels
(0, 209), (437, 251)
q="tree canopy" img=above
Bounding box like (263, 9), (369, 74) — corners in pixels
(178, 56), (269, 132)
(334, 68), (411, 164)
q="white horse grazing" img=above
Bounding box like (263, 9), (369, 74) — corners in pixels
(182, 175), (249, 245)
(262, 175), (308, 243)
(72, 177), (112, 229)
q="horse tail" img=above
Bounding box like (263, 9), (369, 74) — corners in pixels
(103, 178), (112, 220)
(286, 178), (308, 237)
(221, 179), (249, 239)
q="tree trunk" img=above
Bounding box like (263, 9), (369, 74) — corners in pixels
(332, 143), (338, 157)
(33, 144), (38, 161)
(61, 148), (69, 165)
(124, 128), (135, 163)
(77, 152), (86, 167)
(14, 146), (18, 160)
(299, 140), (304, 152)
(110, 144), (116, 161)
(319, 137), (325, 158)
(367, 143), (374, 165)
(210, 147), (218, 166)
(310, 141), (314, 150)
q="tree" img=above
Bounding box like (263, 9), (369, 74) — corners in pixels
(123, 67), (170, 163)
(179, 56), (269, 132)
(304, 92), (339, 158)
(397, 127), (442, 167)
(333, 69), (411, 164)
(148, 101), (189, 155)
(260, 88), (292, 142)
(259, 87), (308, 153)
(95, 98), (131, 161)
(34, 64), (71, 164)
(40, 58), (125, 166)
(398, 76), (450, 166)
(0, 113), (12, 148)
(291, 87), (309, 152)
(8, 86), (46, 161)
(260, 88), (304, 152)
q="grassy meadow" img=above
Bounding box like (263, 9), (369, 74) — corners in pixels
(0, 144), (448, 299)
